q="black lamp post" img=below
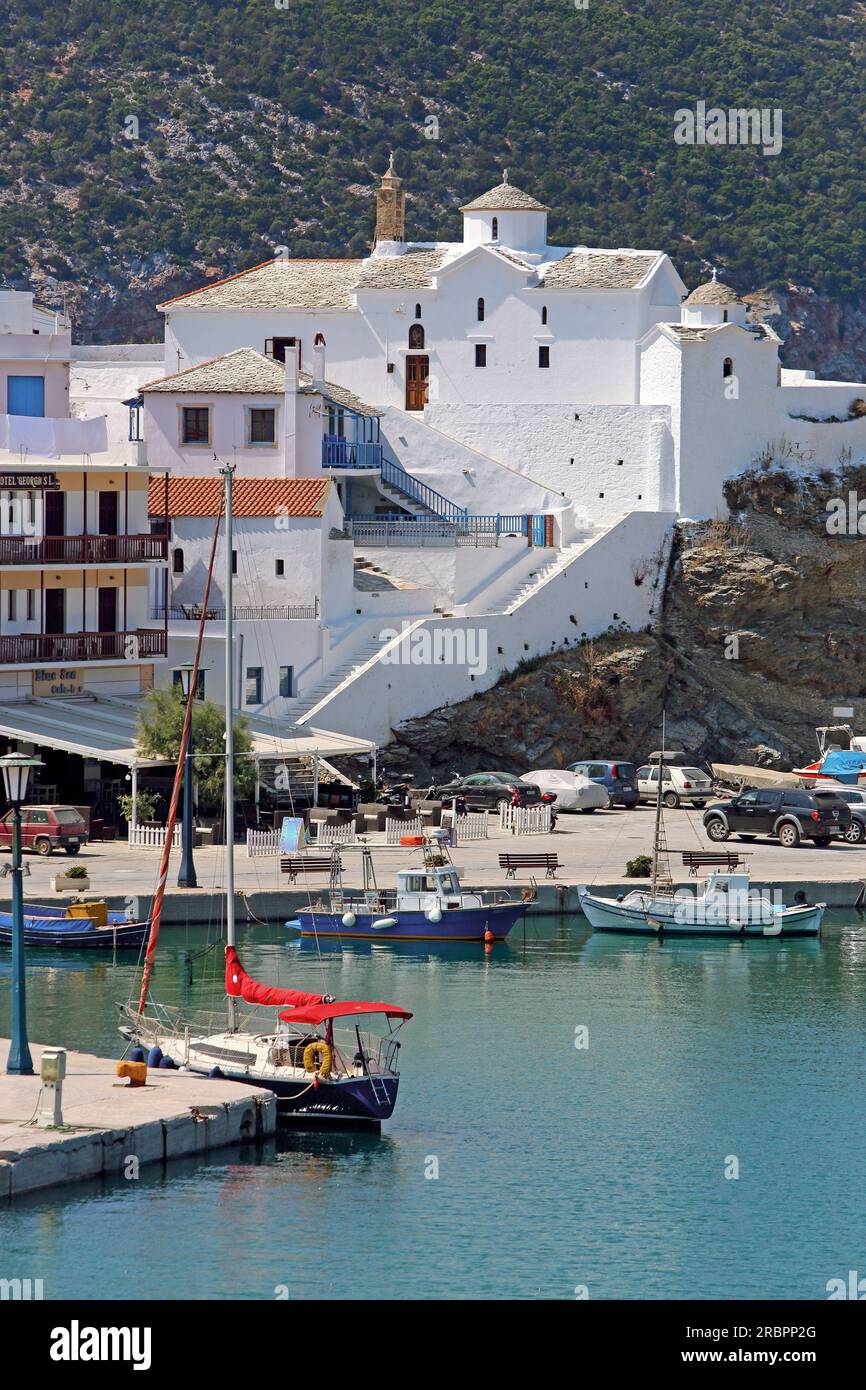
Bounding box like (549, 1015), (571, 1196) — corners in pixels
(1, 751), (44, 1075)
(176, 665), (206, 888)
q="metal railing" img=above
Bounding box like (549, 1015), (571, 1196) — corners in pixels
(0, 628), (167, 664)
(321, 436), (383, 470)
(347, 513), (548, 547)
(0, 534), (168, 565)
(152, 600), (319, 622)
(380, 459), (465, 519)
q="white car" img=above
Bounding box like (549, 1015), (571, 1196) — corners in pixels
(636, 764), (713, 808)
(521, 770), (610, 813)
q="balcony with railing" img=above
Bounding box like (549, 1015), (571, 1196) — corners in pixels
(0, 628), (168, 665)
(321, 436), (384, 470)
(150, 600), (319, 622)
(0, 534), (168, 565)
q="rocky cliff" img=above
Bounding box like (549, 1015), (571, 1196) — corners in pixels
(390, 465), (866, 777)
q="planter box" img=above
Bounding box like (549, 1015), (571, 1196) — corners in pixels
(53, 874), (91, 893)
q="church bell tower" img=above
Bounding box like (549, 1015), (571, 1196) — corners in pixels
(374, 154), (405, 245)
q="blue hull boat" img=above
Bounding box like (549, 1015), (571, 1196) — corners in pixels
(292, 902), (525, 942)
(288, 842), (529, 942)
(0, 904), (148, 950)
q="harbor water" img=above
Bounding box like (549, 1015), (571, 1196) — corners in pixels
(2, 912), (866, 1300)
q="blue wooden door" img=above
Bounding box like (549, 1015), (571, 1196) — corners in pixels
(7, 375), (46, 416)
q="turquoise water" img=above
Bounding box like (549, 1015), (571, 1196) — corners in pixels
(2, 913), (866, 1300)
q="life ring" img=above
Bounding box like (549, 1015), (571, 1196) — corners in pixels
(303, 1041), (332, 1078)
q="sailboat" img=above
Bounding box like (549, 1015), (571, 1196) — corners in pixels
(119, 464), (412, 1124)
(577, 726), (825, 938)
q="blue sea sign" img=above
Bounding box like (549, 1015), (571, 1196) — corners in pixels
(279, 816), (306, 853)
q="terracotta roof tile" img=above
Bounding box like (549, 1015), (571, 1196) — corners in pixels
(148, 476), (331, 519)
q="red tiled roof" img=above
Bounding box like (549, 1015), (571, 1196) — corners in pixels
(148, 476), (331, 518)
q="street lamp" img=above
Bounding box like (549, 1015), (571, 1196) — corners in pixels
(0, 751), (44, 1075)
(176, 664), (207, 888)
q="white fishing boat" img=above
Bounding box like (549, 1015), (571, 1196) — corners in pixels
(577, 724), (825, 938)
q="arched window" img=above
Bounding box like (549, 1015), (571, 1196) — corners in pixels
(408, 322), (425, 349)
(491, 217), (498, 240)
(414, 304), (421, 320)
(172, 548), (184, 575)
(477, 297), (485, 322)
(541, 305), (548, 326)
(723, 357), (733, 379)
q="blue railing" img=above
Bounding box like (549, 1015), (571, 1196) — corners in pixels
(348, 513), (543, 542)
(380, 459), (466, 519)
(322, 436), (384, 469)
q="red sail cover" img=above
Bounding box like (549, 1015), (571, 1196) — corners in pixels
(224, 946), (325, 1008)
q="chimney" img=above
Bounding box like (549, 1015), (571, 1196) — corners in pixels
(312, 332), (326, 390)
(374, 153), (405, 245)
(283, 353), (298, 478)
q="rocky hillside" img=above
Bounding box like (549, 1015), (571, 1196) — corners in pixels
(2, 1), (866, 375)
(390, 465), (866, 777)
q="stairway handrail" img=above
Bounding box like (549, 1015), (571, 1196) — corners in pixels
(381, 457), (467, 519)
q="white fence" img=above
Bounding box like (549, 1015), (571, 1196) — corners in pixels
(452, 811), (488, 842)
(128, 823), (182, 850)
(498, 804), (553, 835)
(246, 828), (280, 857)
(386, 816), (423, 845)
(316, 822), (356, 846)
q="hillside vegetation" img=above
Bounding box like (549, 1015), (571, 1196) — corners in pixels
(1, 1), (865, 349)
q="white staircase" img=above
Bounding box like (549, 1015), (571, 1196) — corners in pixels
(496, 536), (597, 614)
(286, 635), (390, 723)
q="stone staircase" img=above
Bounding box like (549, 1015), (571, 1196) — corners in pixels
(353, 556), (421, 591)
(496, 535), (598, 614)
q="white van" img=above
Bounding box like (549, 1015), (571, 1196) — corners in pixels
(636, 764), (713, 808)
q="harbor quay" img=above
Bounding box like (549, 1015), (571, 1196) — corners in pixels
(0, 1039), (276, 1199)
(3, 806), (866, 920)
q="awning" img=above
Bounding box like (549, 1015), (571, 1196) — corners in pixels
(279, 1001), (413, 1025)
(0, 694), (172, 768)
(0, 695), (376, 771)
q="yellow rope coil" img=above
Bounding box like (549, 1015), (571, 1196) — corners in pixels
(303, 1041), (333, 1078)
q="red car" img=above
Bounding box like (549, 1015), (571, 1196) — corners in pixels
(0, 805), (88, 856)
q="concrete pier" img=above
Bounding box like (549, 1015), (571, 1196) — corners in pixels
(0, 1039), (276, 1199)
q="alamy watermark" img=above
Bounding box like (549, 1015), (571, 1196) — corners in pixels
(379, 623), (488, 677)
(674, 101), (782, 158)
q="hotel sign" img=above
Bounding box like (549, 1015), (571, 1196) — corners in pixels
(32, 668), (87, 698)
(0, 471), (60, 490)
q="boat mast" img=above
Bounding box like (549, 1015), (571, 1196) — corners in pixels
(222, 462), (237, 1033)
(651, 712), (665, 897)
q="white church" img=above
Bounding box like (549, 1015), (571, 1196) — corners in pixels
(116, 163), (866, 746)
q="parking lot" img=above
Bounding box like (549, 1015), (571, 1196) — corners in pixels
(3, 802), (866, 902)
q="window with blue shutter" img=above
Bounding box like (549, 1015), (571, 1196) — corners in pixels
(7, 375), (46, 416)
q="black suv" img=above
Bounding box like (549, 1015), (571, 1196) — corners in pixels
(703, 787), (851, 848)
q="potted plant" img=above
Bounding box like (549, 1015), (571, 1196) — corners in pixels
(53, 862), (91, 893)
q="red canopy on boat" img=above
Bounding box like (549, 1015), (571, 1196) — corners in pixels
(278, 1001), (413, 1026)
(225, 946), (325, 1008)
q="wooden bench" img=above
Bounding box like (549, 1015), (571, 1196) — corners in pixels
(498, 852), (560, 879)
(681, 851), (744, 876)
(280, 854), (341, 882)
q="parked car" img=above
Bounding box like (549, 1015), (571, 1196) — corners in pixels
(0, 805), (88, 856)
(702, 787), (851, 848)
(521, 770), (609, 813)
(566, 760), (639, 808)
(429, 772), (549, 813)
(636, 764), (713, 808)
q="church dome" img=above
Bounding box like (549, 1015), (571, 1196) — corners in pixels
(460, 179), (548, 213)
(683, 273), (743, 306)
